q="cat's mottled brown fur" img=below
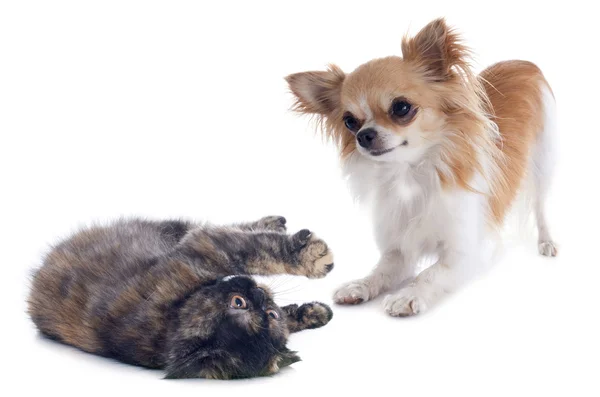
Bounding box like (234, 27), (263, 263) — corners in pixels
(28, 216), (334, 379)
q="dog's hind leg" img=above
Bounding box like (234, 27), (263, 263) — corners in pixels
(532, 84), (558, 257)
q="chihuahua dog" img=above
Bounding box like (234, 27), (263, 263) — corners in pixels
(286, 18), (556, 316)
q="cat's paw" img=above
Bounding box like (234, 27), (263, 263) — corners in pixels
(333, 280), (370, 305)
(297, 302), (333, 329)
(383, 288), (427, 317)
(257, 216), (287, 232)
(291, 229), (334, 278)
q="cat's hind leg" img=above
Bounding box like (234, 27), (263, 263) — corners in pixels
(281, 302), (333, 333)
(230, 216), (287, 233)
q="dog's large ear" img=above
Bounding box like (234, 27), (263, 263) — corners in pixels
(401, 18), (468, 82)
(285, 65), (345, 115)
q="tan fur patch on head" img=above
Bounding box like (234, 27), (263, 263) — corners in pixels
(340, 56), (447, 145)
(286, 18), (495, 166)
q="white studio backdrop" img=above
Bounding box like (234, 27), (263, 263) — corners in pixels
(1, 1), (599, 396)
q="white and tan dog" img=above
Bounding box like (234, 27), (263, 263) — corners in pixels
(286, 18), (557, 316)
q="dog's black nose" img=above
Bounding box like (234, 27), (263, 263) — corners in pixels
(356, 128), (377, 149)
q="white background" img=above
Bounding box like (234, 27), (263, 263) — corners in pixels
(1, 1), (599, 396)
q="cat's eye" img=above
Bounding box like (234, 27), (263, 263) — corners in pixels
(343, 112), (361, 133)
(266, 309), (280, 320)
(230, 295), (247, 309)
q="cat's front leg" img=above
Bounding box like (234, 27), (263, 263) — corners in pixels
(285, 229), (334, 278)
(179, 227), (333, 278)
(281, 302), (333, 333)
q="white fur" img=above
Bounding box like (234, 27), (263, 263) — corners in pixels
(532, 85), (558, 256)
(359, 96), (373, 120)
(334, 84), (557, 315)
(335, 145), (494, 315)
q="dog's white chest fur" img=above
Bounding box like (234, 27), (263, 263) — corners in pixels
(344, 155), (455, 261)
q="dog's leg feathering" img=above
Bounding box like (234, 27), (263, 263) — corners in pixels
(383, 246), (482, 316)
(384, 189), (487, 316)
(334, 250), (414, 305)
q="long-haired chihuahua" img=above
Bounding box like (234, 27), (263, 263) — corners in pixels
(286, 18), (557, 316)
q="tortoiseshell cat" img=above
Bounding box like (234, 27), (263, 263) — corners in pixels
(28, 216), (334, 379)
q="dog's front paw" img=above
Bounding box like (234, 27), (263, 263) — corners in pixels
(538, 240), (558, 257)
(383, 288), (427, 317)
(297, 302), (333, 329)
(258, 216), (287, 232)
(333, 280), (370, 305)
(290, 229), (334, 278)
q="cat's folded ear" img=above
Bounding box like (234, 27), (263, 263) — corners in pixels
(277, 348), (301, 369)
(165, 348), (301, 379)
(261, 348), (301, 376)
(165, 347), (241, 380)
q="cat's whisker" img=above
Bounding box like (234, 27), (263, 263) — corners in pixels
(273, 284), (305, 296)
(272, 297), (303, 302)
(267, 275), (296, 290)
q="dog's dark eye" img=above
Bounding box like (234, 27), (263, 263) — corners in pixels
(391, 100), (412, 118)
(266, 309), (279, 320)
(230, 295), (247, 309)
(343, 113), (361, 133)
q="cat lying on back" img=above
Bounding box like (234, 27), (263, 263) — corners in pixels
(28, 216), (334, 379)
